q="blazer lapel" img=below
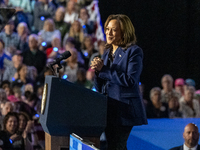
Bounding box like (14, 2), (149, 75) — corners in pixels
(111, 47), (126, 69)
(103, 51), (109, 67)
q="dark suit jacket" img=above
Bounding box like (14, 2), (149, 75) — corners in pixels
(94, 45), (147, 126)
(170, 145), (200, 150)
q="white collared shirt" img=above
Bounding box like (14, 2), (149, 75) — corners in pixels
(184, 143), (198, 150)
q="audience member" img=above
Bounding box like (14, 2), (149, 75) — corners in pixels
(0, 39), (11, 73)
(22, 34), (47, 74)
(63, 20), (85, 46)
(161, 74), (180, 103)
(89, 40), (105, 66)
(185, 78), (196, 87)
(78, 7), (94, 34)
(168, 96), (182, 118)
(146, 87), (169, 118)
(64, 0), (78, 24)
(33, 0), (56, 32)
(38, 18), (61, 47)
(75, 67), (93, 89)
(170, 123), (200, 150)
(179, 86), (200, 118)
(0, 112), (33, 150)
(174, 78), (185, 97)
(0, 20), (22, 56)
(81, 35), (97, 69)
(16, 22), (29, 52)
(54, 6), (71, 42)
(11, 64), (34, 93)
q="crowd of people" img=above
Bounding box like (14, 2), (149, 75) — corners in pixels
(143, 74), (200, 119)
(0, 0), (104, 149)
(0, 0), (199, 149)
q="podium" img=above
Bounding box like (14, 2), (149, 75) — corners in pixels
(39, 76), (107, 150)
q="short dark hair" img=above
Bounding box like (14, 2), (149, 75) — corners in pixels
(3, 112), (19, 132)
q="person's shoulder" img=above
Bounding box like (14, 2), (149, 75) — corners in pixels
(125, 44), (143, 56)
(169, 145), (182, 150)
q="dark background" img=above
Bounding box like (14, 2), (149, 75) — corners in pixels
(98, 0), (200, 100)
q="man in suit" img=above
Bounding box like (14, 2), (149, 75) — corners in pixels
(170, 123), (200, 150)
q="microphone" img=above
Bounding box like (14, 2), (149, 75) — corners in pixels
(50, 51), (71, 66)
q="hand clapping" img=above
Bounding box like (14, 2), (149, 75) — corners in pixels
(90, 57), (104, 72)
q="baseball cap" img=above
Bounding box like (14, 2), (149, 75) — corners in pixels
(175, 78), (184, 86)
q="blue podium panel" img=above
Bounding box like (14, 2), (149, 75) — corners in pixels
(70, 134), (98, 150)
(127, 118), (200, 150)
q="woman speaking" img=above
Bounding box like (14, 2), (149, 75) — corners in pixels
(91, 14), (147, 150)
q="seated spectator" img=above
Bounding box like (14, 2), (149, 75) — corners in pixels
(22, 34), (47, 74)
(63, 37), (84, 65)
(78, 7), (95, 34)
(64, 0), (78, 24)
(161, 74), (180, 103)
(174, 78), (185, 97)
(17, 92), (38, 120)
(0, 112), (33, 150)
(33, 0), (56, 32)
(146, 87), (169, 118)
(168, 96), (182, 118)
(45, 37), (61, 59)
(81, 35), (97, 69)
(61, 47), (84, 82)
(75, 68), (93, 89)
(18, 112), (40, 149)
(0, 39), (12, 74)
(8, 0), (33, 29)
(54, 6), (71, 42)
(12, 64), (34, 93)
(170, 123), (200, 150)
(3, 52), (37, 83)
(89, 40), (105, 66)
(0, 20), (22, 56)
(17, 22), (29, 52)
(38, 18), (61, 47)
(63, 20), (85, 47)
(179, 86), (200, 118)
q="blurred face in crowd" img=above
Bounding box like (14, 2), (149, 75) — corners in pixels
(80, 8), (88, 21)
(39, 0), (49, 4)
(175, 85), (184, 95)
(55, 7), (65, 22)
(17, 25), (26, 36)
(4, 24), (14, 35)
(162, 76), (173, 92)
(19, 114), (27, 130)
(1, 102), (13, 116)
(168, 97), (179, 110)
(72, 21), (81, 33)
(12, 55), (23, 68)
(67, 1), (75, 12)
(105, 19), (122, 46)
(29, 36), (38, 50)
(84, 37), (92, 49)
(65, 42), (75, 50)
(19, 65), (28, 79)
(151, 90), (161, 104)
(6, 116), (18, 134)
(44, 20), (54, 31)
(183, 123), (199, 148)
(184, 89), (194, 103)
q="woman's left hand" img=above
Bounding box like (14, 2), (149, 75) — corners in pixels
(90, 57), (104, 72)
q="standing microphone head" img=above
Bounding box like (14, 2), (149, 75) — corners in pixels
(51, 51), (71, 66)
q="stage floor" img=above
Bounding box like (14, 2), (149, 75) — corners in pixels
(127, 118), (200, 150)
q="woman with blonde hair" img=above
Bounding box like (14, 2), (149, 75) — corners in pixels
(63, 20), (85, 47)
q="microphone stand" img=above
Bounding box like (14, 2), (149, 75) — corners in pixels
(48, 62), (63, 78)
